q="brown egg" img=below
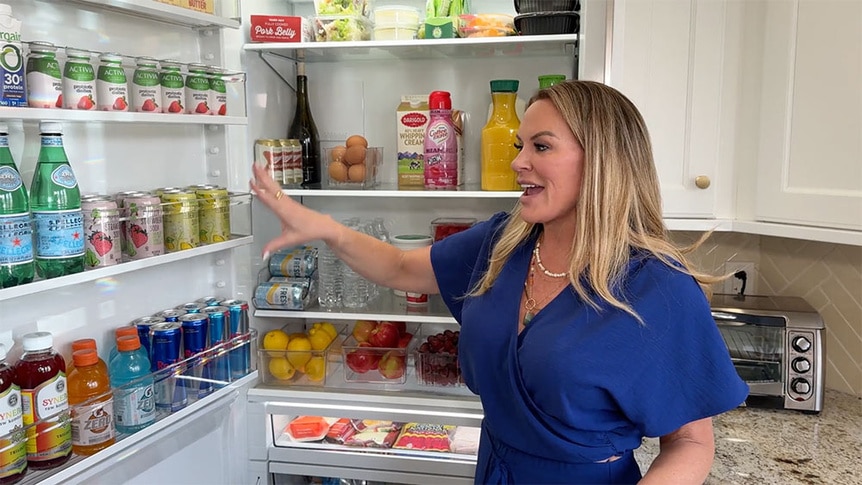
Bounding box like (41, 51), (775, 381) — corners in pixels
(346, 135), (368, 148)
(347, 163), (366, 182)
(344, 145), (367, 166)
(329, 145), (347, 164)
(328, 161), (349, 182)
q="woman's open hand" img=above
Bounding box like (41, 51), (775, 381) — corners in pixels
(249, 163), (337, 256)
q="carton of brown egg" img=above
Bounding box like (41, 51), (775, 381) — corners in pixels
(326, 135), (382, 189)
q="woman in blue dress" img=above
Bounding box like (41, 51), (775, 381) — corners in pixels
(251, 80), (749, 484)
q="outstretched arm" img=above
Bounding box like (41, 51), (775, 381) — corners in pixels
(250, 164), (439, 294)
(639, 417), (715, 484)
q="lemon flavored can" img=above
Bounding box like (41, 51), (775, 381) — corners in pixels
(195, 186), (231, 244)
(268, 246), (318, 278)
(160, 189), (199, 252)
(253, 279), (317, 310)
(120, 193), (164, 261)
(81, 195), (122, 268)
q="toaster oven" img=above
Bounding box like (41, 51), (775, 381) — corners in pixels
(711, 294), (825, 413)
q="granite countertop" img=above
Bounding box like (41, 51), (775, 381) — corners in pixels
(634, 389), (862, 484)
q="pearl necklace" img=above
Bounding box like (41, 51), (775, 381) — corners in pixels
(533, 240), (569, 278)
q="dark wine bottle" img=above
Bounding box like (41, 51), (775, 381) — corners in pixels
(287, 65), (321, 188)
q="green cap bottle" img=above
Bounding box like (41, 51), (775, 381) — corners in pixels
(0, 122), (35, 287)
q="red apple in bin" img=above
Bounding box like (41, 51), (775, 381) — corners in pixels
(368, 322), (400, 348)
(397, 332), (413, 349)
(378, 351), (406, 379)
(345, 343), (380, 374)
(352, 320), (378, 343)
(385, 321), (407, 336)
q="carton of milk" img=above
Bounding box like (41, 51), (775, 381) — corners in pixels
(396, 95), (429, 188)
(0, 4), (25, 107)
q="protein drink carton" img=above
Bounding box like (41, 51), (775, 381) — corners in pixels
(0, 4), (26, 107)
(397, 95), (430, 188)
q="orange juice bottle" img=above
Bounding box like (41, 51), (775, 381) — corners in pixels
(481, 80), (521, 191)
(68, 349), (115, 455)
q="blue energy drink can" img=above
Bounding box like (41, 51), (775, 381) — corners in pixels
(196, 296), (223, 307)
(175, 302), (205, 314)
(219, 299), (250, 379)
(154, 309), (186, 322)
(150, 322), (188, 412)
(131, 315), (166, 359)
(201, 305), (230, 386)
(179, 313), (213, 399)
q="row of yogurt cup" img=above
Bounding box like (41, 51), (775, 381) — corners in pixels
(25, 41), (230, 114)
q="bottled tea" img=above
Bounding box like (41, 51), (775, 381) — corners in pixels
(287, 64), (321, 188)
(29, 122), (84, 278)
(0, 122), (34, 288)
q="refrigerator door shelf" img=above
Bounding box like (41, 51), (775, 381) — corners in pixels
(64, 0), (240, 29)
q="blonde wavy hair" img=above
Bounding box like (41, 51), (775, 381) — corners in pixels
(470, 80), (722, 321)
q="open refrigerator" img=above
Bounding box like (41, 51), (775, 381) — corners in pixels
(0, 0), (606, 483)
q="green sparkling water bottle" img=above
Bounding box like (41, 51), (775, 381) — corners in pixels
(0, 122), (35, 288)
(29, 122), (84, 278)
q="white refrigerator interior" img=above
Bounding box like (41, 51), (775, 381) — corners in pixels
(0, 0), (255, 484)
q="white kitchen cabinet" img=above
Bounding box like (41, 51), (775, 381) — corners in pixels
(0, 0), (256, 483)
(608, 0), (737, 219)
(750, 0), (862, 232)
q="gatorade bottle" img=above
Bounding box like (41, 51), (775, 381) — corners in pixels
(0, 343), (26, 484)
(108, 326), (139, 366)
(109, 335), (155, 434)
(0, 122), (34, 288)
(29, 121), (84, 279)
(68, 338), (108, 377)
(68, 349), (114, 455)
(13, 331), (72, 469)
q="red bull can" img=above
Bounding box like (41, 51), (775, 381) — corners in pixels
(176, 302), (205, 313)
(201, 305), (230, 386)
(219, 299), (250, 379)
(150, 322), (187, 412)
(179, 313), (213, 400)
(195, 296), (222, 307)
(132, 315), (166, 359)
(154, 309), (186, 322)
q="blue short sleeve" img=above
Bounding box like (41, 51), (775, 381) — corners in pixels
(613, 261), (749, 437)
(430, 212), (509, 323)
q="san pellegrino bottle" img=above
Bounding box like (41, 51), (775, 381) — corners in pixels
(0, 122), (34, 288)
(287, 63), (321, 188)
(30, 121), (84, 278)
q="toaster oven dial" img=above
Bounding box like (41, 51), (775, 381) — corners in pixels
(791, 378), (811, 395)
(792, 357), (811, 374)
(792, 336), (812, 353)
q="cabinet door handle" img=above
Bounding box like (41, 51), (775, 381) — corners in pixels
(695, 175), (711, 189)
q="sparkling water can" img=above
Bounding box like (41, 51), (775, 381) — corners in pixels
(268, 246), (318, 278)
(253, 279), (316, 310)
(160, 189), (199, 252)
(121, 193), (164, 260)
(195, 186), (231, 244)
(81, 195), (122, 268)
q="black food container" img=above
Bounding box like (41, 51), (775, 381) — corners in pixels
(514, 0), (580, 14)
(514, 12), (580, 35)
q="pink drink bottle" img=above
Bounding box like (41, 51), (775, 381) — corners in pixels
(423, 91), (458, 190)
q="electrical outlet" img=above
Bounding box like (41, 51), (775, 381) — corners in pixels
(723, 262), (757, 295)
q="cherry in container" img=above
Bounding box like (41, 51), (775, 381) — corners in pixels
(431, 217), (476, 242)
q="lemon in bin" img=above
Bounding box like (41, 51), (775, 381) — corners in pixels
(313, 322), (339, 341)
(286, 336), (312, 369)
(263, 329), (290, 357)
(268, 356), (296, 381)
(308, 327), (333, 351)
(304, 356), (326, 382)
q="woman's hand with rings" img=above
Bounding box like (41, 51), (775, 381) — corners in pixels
(250, 163), (336, 257)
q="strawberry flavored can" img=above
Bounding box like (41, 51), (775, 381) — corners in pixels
(121, 194), (164, 261)
(81, 195), (122, 269)
(160, 189), (199, 252)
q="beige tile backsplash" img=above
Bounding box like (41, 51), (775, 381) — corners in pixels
(671, 232), (862, 397)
